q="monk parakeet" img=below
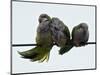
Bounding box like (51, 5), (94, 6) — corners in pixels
(57, 23), (89, 55)
(72, 23), (89, 47)
(50, 17), (72, 55)
(18, 14), (53, 62)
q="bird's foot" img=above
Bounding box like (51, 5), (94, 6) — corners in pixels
(80, 42), (86, 46)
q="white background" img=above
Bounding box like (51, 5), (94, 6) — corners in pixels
(0, 0), (99, 75)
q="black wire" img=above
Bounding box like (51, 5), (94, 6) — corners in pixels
(12, 42), (96, 47)
(85, 42), (96, 44)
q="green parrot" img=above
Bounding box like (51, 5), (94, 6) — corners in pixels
(50, 17), (72, 55)
(18, 14), (53, 62)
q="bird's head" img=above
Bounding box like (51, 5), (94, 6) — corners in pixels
(79, 23), (88, 30)
(39, 14), (51, 23)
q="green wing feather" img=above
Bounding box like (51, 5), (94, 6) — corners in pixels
(63, 26), (70, 39)
(59, 23), (73, 55)
(59, 26), (78, 55)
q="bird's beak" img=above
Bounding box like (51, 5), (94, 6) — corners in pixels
(43, 18), (48, 21)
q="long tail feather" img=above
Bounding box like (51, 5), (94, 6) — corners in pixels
(18, 46), (51, 62)
(18, 47), (38, 59)
(59, 45), (73, 55)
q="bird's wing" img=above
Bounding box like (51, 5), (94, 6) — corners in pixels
(63, 26), (70, 39)
(72, 26), (77, 40)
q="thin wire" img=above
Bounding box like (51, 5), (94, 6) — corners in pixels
(85, 42), (96, 44)
(12, 42), (96, 47)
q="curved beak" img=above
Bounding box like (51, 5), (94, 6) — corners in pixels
(42, 18), (48, 21)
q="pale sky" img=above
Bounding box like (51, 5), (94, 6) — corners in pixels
(12, 1), (96, 73)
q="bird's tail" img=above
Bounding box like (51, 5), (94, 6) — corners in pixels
(59, 45), (73, 55)
(18, 46), (52, 62)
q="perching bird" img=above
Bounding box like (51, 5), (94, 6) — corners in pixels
(18, 14), (53, 62)
(50, 17), (72, 55)
(72, 23), (89, 47)
(58, 23), (89, 55)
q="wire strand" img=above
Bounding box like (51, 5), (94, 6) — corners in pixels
(12, 42), (96, 47)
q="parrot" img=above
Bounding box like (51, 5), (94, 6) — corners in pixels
(18, 14), (53, 62)
(58, 22), (89, 55)
(50, 17), (72, 55)
(72, 23), (89, 47)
